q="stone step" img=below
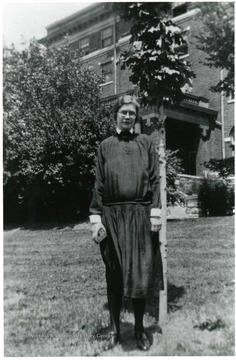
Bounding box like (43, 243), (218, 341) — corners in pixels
(167, 203), (199, 219)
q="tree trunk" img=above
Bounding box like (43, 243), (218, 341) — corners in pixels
(158, 104), (167, 326)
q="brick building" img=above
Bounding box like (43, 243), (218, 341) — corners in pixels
(40, 2), (234, 176)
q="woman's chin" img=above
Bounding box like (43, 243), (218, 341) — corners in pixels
(121, 126), (132, 131)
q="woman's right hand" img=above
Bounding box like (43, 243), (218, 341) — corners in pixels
(92, 223), (106, 244)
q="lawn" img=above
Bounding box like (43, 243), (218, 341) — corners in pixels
(4, 216), (235, 356)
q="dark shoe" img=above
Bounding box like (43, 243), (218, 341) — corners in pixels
(104, 332), (121, 351)
(135, 330), (151, 351)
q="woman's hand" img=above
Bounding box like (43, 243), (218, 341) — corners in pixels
(91, 223), (106, 244)
(150, 217), (162, 232)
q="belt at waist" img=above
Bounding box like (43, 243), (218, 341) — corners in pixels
(103, 200), (151, 206)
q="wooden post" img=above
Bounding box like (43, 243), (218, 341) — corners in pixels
(158, 104), (167, 326)
(141, 105), (167, 325)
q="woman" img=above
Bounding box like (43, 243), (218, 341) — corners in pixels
(89, 95), (163, 351)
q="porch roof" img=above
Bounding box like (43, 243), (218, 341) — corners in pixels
(102, 92), (218, 128)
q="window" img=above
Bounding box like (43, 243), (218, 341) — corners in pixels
(225, 126), (235, 154)
(79, 37), (89, 55)
(172, 2), (188, 17)
(175, 42), (188, 56)
(188, 151), (197, 175)
(101, 27), (113, 48)
(229, 126), (235, 147)
(101, 61), (113, 83)
(174, 33), (189, 57)
(228, 91), (235, 103)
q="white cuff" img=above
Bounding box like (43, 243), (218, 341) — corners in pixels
(150, 208), (162, 217)
(89, 214), (102, 224)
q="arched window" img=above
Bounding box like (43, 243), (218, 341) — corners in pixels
(225, 126), (235, 156)
(229, 126), (235, 148)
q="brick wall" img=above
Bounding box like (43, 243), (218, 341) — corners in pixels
(68, 6), (234, 172)
(176, 12), (232, 170)
(224, 98), (234, 157)
(116, 39), (134, 94)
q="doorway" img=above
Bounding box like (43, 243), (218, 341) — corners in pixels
(166, 118), (197, 175)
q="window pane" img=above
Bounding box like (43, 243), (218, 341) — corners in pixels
(229, 91), (235, 100)
(174, 35), (188, 56)
(173, 3), (188, 17)
(80, 37), (89, 49)
(101, 62), (113, 82)
(102, 37), (112, 48)
(101, 27), (112, 39)
(175, 43), (188, 55)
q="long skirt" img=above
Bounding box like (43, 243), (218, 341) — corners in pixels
(100, 203), (163, 299)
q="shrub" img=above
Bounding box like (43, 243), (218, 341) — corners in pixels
(198, 177), (234, 216)
(166, 150), (184, 205)
(3, 41), (115, 224)
(177, 177), (201, 196)
(204, 157), (234, 178)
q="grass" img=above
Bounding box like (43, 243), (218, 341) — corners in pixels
(4, 216), (235, 356)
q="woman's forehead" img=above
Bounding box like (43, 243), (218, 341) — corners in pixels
(119, 103), (136, 112)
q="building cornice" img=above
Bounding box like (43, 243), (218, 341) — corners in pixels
(180, 102), (217, 117)
(40, 4), (201, 46)
(46, 3), (99, 31)
(40, 3), (113, 44)
(172, 8), (201, 24)
(47, 3), (108, 34)
(70, 16), (116, 45)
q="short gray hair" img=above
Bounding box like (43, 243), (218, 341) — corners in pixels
(113, 95), (140, 123)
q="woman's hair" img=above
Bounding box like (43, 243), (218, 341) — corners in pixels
(113, 95), (140, 123)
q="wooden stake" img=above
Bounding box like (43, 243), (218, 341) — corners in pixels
(158, 105), (167, 326)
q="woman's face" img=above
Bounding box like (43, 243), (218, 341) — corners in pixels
(116, 103), (136, 131)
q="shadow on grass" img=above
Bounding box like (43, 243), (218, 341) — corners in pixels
(4, 218), (90, 231)
(5, 214), (234, 231)
(120, 322), (162, 352)
(168, 282), (185, 312)
(102, 281), (186, 322)
(93, 321), (162, 352)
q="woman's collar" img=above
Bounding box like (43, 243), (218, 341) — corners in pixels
(116, 127), (134, 134)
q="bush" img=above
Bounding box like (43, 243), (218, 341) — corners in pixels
(198, 177), (234, 216)
(166, 150), (184, 205)
(204, 157), (234, 178)
(3, 41), (115, 224)
(177, 177), (201, 196)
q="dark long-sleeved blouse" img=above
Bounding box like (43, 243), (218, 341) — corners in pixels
(90, 132), (161, 215)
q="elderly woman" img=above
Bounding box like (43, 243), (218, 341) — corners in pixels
(89, 95), (163, 351)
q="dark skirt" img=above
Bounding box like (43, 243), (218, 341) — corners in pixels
(100, 203), (163, 299)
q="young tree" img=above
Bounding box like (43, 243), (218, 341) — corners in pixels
(115, 2), (195, 324)
(3, 40), (114, 223)
(195, 2), (234, 96)
(115, 2), (195, 105)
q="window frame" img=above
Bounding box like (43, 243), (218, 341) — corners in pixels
(172, 2), (188, 18)
(79, 36), (90, 55)
(101, 26), (113, 48)
(100, 60), (113, 84)
(174, 30), (189, 58)
(227, 92), (235, 103)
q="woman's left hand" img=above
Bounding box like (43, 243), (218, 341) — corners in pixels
(150, 217), (162, 232)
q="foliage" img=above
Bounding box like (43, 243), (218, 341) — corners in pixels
(166, 150), (184, 204)
(195, 2), (234, 96)
(198, 177), (234, 216)
(114, 2), (195, 106)
(3, 40), (114, 223)
(177, 177), (201, 196)
(203, 157), (235, 178)
(114, 2), (194, 206)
